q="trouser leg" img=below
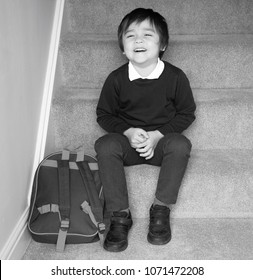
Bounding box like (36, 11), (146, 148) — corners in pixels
(95, 133), (145, 212)
(150, 133), (192, 205)
(95, 132), (192, 211)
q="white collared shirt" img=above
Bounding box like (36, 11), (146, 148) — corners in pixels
(128, 58), (165, 81)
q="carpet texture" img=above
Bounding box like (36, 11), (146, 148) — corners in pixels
(23, 0), (253, 259)
(23, 218), (253, 260)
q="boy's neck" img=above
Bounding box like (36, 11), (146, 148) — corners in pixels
(131, 59), (159, 78)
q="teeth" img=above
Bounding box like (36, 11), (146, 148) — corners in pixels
(134, 48), (146, 52)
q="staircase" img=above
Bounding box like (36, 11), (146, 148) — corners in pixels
(23, 0), (253, 259)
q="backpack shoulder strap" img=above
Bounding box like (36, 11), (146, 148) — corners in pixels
(56, 151), (70, 252)
(76, 159), (105, 239)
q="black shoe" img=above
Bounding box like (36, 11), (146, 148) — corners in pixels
(147, 204), (171, 245)
(103, 211), (133, 252)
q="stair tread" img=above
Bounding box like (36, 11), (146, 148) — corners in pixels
(23, 217), (253, 260)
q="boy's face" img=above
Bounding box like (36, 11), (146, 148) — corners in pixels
(122, 19), (162, 68)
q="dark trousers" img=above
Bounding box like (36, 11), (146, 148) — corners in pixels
(95, 132), (192, 212)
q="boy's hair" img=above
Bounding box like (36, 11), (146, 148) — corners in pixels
(118, 8), (169, 58)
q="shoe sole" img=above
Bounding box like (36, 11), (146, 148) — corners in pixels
(103, 242), (128, 252)
(147, 234), (172, 245)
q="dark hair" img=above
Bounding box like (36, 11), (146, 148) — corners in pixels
(118, 8), (169, 58)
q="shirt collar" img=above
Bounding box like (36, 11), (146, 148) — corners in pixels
(128, 58), (165, 81)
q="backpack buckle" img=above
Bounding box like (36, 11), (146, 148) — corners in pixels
(97, 222), (105, 234)
(60, 219), (70, 231)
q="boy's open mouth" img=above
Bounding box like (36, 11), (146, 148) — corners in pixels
(134, 48), (147, 53)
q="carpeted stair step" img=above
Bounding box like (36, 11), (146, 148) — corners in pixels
(66, 0), (253, 35)
(126, 149), (253, 219)
(23, 217), (253, 259)
(48, 87), (253, 153)
(59, 33), (253, 89)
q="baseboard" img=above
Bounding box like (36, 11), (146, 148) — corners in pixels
(0, 208), (31, 260)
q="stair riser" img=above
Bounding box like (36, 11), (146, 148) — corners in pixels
(50, 95), (253, 152)
(60, 36), (253, 89)
(67, 0), (253, 35)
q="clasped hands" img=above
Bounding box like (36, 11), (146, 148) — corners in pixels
(123, 127), (163, 160)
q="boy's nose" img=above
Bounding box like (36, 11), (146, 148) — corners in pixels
(135, 36), (143, 43)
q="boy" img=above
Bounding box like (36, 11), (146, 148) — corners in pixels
(95, 8), (196, 252)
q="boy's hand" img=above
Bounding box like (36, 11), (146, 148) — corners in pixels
(123, 128), (149, 148)
(135, 130), (164, 160)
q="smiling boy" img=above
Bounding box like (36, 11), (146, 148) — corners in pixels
(95, 8), (196, 252)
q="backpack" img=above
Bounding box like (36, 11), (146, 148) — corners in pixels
(27, 150), (105, 252)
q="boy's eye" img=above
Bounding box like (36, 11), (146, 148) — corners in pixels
(125, 34), (134, 38)
(145, 33), (152, 36)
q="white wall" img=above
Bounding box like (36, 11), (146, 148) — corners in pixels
(0, 0), (57, 259)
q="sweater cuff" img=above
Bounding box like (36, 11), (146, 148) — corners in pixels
(114, 123), (132, 134)
(157, 126), (175, 136)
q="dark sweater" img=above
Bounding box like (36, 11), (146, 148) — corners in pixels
(96, 61), (196, 135)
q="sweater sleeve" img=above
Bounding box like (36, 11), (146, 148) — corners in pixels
(96, 72), (131, 134)
(158, 71), (196, 135)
